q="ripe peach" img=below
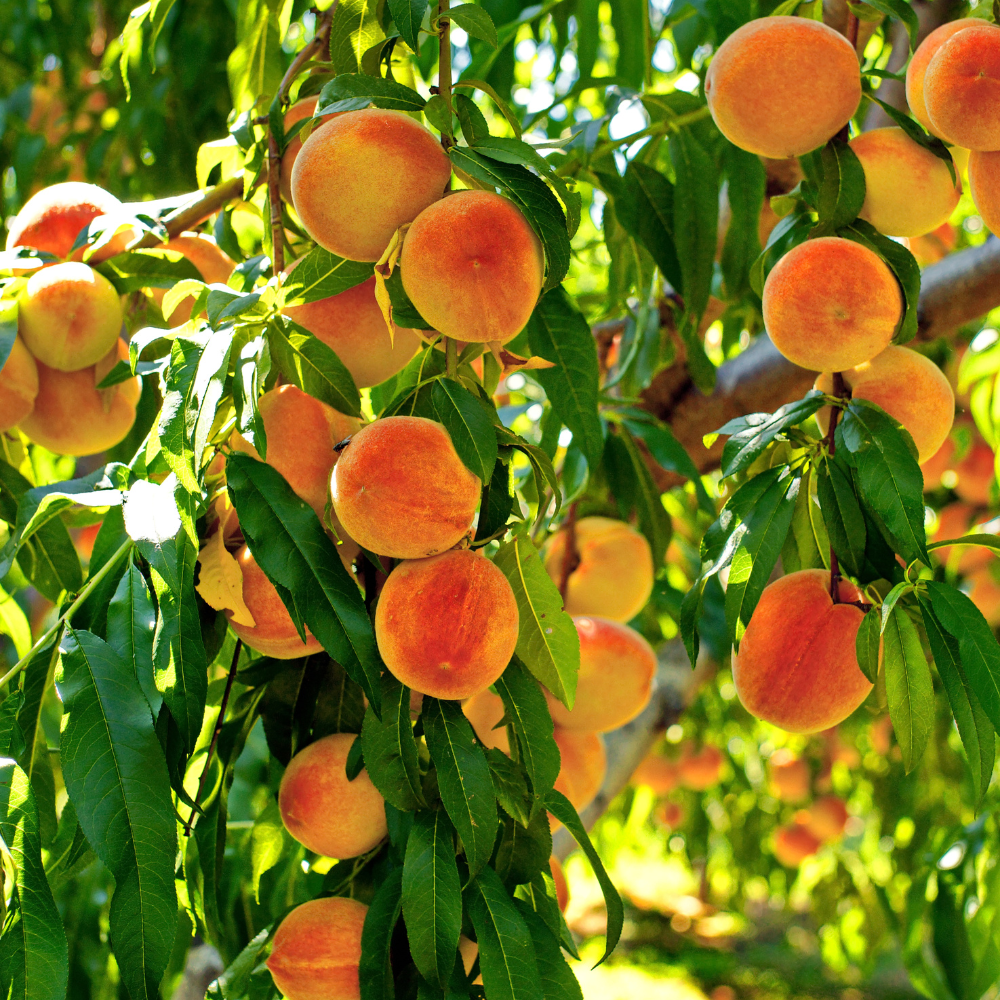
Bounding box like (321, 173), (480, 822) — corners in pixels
(968, 569), (1000, 627)
(849, 128), (960, 238)
(805, 795), (849, 841)
(924, 23), (1000, 150)
(5, 181), (122, 260)
(704, 17), (861, 159)
(552, 729), (606, 813)
(906, 19), (980, 135)
(932, 502), (993, 574)
(400, 190), (544, 344)
(152, 233), (235, 326)
(283, 275), (423, 389)
(291, 109), (452, 261)
(331, 416), (480, 560)
(733, 569), (873, 734)
(19, 339), (140, 455)
(968, 149), (1000, 236)
(463, 687), (510, 754)
(545, 617), (656, 732)
(226, 544), (323, 658)
(905, 221), (957, 267)
(814, 346), (954, 464)
(549, 856), (569, 913)
(953, 438), (996, 505)
(773, 824), (821, 867)
(279, 733), (387, 858)
(280, 97), (340, 204)
(870, 714), (893, 756)
(0, 337), (39, 432)
(631, 751), (679, 796)
(375, 549), (518, 700)
(762, 238), (902, 373)
(18, 261), (123, 371)
(676, 744), (724, 791)
(768, 749), (810, 803)
(542, 516), (654, 622)
(266, 896), (368, 1000)
(654, 800), (685, 830)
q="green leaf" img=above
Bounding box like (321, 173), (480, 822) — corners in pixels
(720, 144), (766, 298)
(56, 629), (177, 1000)
(866, 95), (957, 177)
(402, 810), (463, 988)
(97, 247), (201, 292)
(447, 4), (498, 48)
(495, 426), (561, 520)
(615, 160), (682, 293)
(281, 248), (374, 305)
(227, 0), (283, 112)
(250, 799), (287, 903)
(317, 72), (426, 113)
(781, 465), (829, 574)
(493, 532), (580, 708)
(861, 0), (919, 48)
(387, 0), (428, 51)
(812, 139), (866, 236)
(882, 605), (934, 773)
(817, 458), (867, 578)
(493, 809), (550, 885)
(421, 698), (497, 878)
(361, 673), (425, 811)
(608, 0), (648, 88)
(205, 927), (271, 1000)
(0, 762), (68, 1000)
(360, 870), (404, 1000)
(624, 418), (713, 515)
(432, 378), (497, 483)
(516, 903), (585, 1000)
(479, 457), (515, 540)
(107, 559), (160, 716)
(487, 749), (532, 826)
(0, 583), (30, 659)
(329, 0), (386, 75)
(856, 607), (882, 684)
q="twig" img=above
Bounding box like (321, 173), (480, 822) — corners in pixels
(131, 175), (246, 249)
(437, 0), (454, 148)
(267, 131), (285, 275)
(826, 370), (848, 603)
(276, 5), (336, 105)
(557, 501), (580, 605)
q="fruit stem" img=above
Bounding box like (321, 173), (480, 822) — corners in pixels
(438, 0), (454, 146)
(445, 335), (458, 377)
(267, 131), (286, 275)
(826, 370), (849, 603)
(557, 501), (581, 606)
(184, 638), (243, 837)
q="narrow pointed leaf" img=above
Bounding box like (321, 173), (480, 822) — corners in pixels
(361, 673), (425, 811)
(882, 605), (933, 772)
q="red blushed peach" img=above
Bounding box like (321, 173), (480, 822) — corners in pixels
(282, 274), (423, 389)
(545, 616), (656, 733)
(280, 97), (341, 204)
(805, 795), (849, 841)
(762, 238), (902, 373)
(0, 337), (39, 432)
(814, 346), (954, 464)
(279, 733), (388, 858)
(266, 896), (368, 1000)
(968, 149), (1000, 236)
(291, 109), (452, 262)
(906, 19), (980, 135)
(151, 233), (236, 326)
(18, 261), (123, 371)
(226, 544), (323, 659)
(400, 190), (544, 344)
(676, 744), (724, 791)
(704, 17), (861, 159)
(375, 549), (518, 700)
(733, 569), (872, 734)
(5, 181), (123, 259)
(774, 824), (822, 867)
(631, 751), (679, 796)
(549, 856), (569, 913)
(463, 687), (510, 754)
(552, 729), (606, 814)
(768, 749), (810, 803)
(331, 416), (481, 560)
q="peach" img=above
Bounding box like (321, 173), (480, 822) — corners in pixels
(631, 751), (679, 796)
(968, 149), (1000, 236)
(552, 728), (606, 813)
(953, 438), (996, 505)
(400, 190), (544, 344)
(226, 544), (323, 658)
(704, 17), (861, 159)
(5, 181), (123, 259)
(968, 569), (1000, 627)
(906, 19), (980, 134)
(762, 238), (902, 373)
(544, 617), (656, 732)
(768, 749), (810, 803)
(19, 339), (140, 455)
(0, 337), (39, 432)
(773, 824), (821, 867)
(805, 795), (849, 841)
(654, 800), (685, 830)
(924, 23), (1000, 150)
(549, 856), (569, 913)
(283, 275), (423, 389)
(331, 416), (481, 560)
(676, 744), (724, 791)
(463, 687), (510, 754)
(375, 549), (518, 700)
(733, 569), (872, 734)
(232, 385), (359, 519)
(280, 97), (340, 204)
(905, 221), (957, 267)
(814, 346), (954, 464)
(152, 233), (235, 326)
(542, 516), (654, 622)
(279, 733), (387, 858)
(291, 108), (451, 261)
(18, 262), (123, 371)
(932, 502), (993, 574)
(850, 128), (960, 238)
(266, 896), (368, 1000)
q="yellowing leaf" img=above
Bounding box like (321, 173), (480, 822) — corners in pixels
(486, 342), (557, 379)
(196, 527), (255, 627)
(373, 224), (408, 345)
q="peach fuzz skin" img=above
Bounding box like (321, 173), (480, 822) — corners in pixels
(814, 346), (955, 464)
(283, 274), (423, 389)
(463, 687), (510, 754)
(226, 544), (323, 659)
(375, 549), (518, 700)
(0, 337), (39, 433)
(279, 97), (340, 204)
(906, 20), (980, 135)
(762, 238), (902, 373)
(151, 233), (236, 326)
(542, 516), (654, 622)
(924, 23), (1000, 151)
(278, 733), (387, 859)
(19, 339), (140, 456)
(704, 17), (860, 159)
(545, 616), (656, 733)
(18, 261), (123, 371)
(266, 896), (368, 1000)
(553, 729), (606, 813)
(331, 416), (481, 560)
(968, 150), (1000, 236)
(400, 190), (544, 345)
(290, 108), (452, 262)
(733, 569), (873, 734)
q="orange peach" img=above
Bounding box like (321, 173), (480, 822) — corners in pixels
(283, 274), (423, 389)
(733, 569), (872, 734)
(704, 17), (861, 159)
(906, 19), (980, 134)
(19, 339), (140, 455)
(631, 751), (679, 796)
(545, 616), (656, 732)
(676, 744), (724, 791)
(400, 190), (544, 344)
(5, 181), (123, 259)
(905, 221), (958, 267)
(768, 749), (810, 803)
(552, 728), (606, 813)
(18, 261), (123, 371)
(0, 337), (39, 432)
(968, 569), (1000, 627)
(463, 687), (510, 754)
(968, 149), (1000, 235)
(773, 824), (822, 867)
(549, 856), (569, 913)
(762, 238), (902, 373)
(266, 896), (368, 1000)
(375, 549), (518, 700)
(279, 733), (387, 858)
(542, 516), (654, 622)
(932, 502), (994, 574)
(953, 438), (996, 505)
(331, 416), (481, 560)
(152, 233), (235, 326)
(226, 544), (323, 658)
(654, 800), (685, 830)
(280, 97), (340, 204)
(291, 109), (452, 261)
(850, 127), (960, 238)
(805, 795), (849, 841)
(814, 346), (954, 464)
